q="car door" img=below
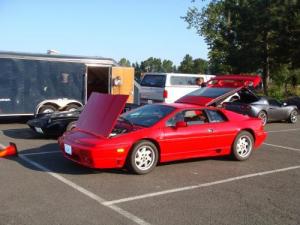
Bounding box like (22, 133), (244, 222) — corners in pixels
(160, 109), (216, 161)
(267, 99), (287, 121)
(205, 109), (237, 152)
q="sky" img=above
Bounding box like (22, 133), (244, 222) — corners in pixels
(0, 0), (209, 66)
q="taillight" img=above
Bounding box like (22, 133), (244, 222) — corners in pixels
(163, 90), (168, 98)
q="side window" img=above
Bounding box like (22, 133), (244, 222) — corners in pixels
(170, 76), (200, 86)
(206, 110), (227, 123)
(268, 99), (281, 107)
(166, 109), (208, 126)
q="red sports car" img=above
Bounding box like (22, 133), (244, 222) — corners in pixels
(58, 93), (267, 174)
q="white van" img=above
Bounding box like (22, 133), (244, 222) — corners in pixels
(139, 73), (215, 104)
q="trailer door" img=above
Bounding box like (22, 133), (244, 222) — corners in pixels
(111, 67), (134, 103)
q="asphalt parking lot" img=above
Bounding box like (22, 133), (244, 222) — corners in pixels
(0, 119), (300, 225)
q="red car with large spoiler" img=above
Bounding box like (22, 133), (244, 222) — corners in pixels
(176, 75), (262, 107)
(59, 91), (266, 175)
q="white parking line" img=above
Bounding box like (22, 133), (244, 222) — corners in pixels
(21, 151), (61, 156)
(102, 165), (300, 206)
(263, 143), (300, 152)
(19, 155), (150, 225)
(267, 128), (300, 133)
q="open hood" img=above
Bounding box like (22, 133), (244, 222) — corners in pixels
(176, 87), (243, 106)
(205, 87), (244, 106)
(76, 93), (128, 137)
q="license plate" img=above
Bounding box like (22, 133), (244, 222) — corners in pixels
(64, 144), (72, 155)
(34, 127), (43, 134)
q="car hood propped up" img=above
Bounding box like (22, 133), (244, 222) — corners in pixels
(176, 87), (243, 106)
(76, 93), (128, 138)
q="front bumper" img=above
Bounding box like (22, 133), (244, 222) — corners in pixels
(27, 118), (68, 136)
(58, 136), (128, 169)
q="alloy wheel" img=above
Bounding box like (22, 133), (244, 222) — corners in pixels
(236, 135), (252, 158)
(134, 146), (156, 171)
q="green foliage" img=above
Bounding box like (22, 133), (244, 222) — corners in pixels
(178, 54), (194, 73)
(178, 54), (209, 74)
(118, 58), (131, 67)
(140, 57), (162, 72)
(162, 60), (175, 72)
(193, 58), (208, 73)
(183, 0), (300, 95)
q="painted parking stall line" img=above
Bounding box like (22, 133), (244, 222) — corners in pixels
(103, 165), (300, 206)
(267, 128), (300, 133)
(263, 143), (300, 152)
(21, 151), (61, 156)
(19, 154), (150, 225)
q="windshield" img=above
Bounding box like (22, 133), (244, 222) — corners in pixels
(186, 87), (234, 98)
(121, 104), (175, 127)
(140, 74), (166, 88)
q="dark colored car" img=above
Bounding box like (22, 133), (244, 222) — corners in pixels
(222, 89), (298, 125)
(286, 96), (300, 110)
(27, 108), (82, 136)
(28, 104), (139, 136)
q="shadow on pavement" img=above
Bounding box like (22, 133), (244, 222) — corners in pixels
(6, 143), (131, 176)
(2, 128), (56, 140)
(0, 116), (32, 124)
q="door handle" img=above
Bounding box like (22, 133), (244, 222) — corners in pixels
(208, 128), (214, 133)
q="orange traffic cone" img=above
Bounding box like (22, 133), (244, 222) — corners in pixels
(0, 142), (18, 157)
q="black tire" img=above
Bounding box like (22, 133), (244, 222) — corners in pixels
(288, 110), (298, 123)
(257, 111), (267, 126)
(65, 104), (80, 112)
(39, 105), (57, 114)
(127, 141), (158, 175)
(66, 121), (77, 131)
(232, 131), (254, 161)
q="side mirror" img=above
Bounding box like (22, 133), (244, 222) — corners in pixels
(175, 121), (187, 128)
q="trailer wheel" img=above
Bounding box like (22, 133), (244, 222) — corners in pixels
(39, 105), (57, 114)
(65, 104), (80, 112)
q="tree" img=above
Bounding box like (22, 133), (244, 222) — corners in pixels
(183, 0), (300, 95)
(118, 58), (131, 67)
(140, 57), (162, 72)
(193, 58), (208, 74)
(162, 60), (175, 72)
(132, 62), (142, 82)
(178, 54), (194, 73)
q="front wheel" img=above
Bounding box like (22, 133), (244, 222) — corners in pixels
(288, 110), (298, 123)
(232, 131), (254, 161)
(127, 141), (158, 175)
(66, 121), (77, 131)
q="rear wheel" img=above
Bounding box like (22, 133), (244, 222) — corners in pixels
(258, 111), (267, 126)
(127, 141), (158, 175)
(232, 131), (254, 161)
(288, 110), (298, 123)
(65, 104), (80, 112)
